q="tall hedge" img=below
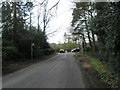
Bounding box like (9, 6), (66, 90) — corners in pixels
(92, 2), (120, 73)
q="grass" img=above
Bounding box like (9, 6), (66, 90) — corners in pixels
(76, 52), (120, 88)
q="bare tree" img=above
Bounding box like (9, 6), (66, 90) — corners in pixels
(34, 0), (60, 35)
(42, 0), (60, 35)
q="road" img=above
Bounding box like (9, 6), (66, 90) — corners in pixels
(2, 52), (86, 88)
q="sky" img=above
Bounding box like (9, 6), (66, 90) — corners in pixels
(33, 0), (74, 44)
(47, 0), (74, 44)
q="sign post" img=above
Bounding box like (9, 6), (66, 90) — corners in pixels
(31, 43), (34, 60)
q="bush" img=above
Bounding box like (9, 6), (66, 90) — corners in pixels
(2, 46), (22, 62)
(44, 48), (55, 55)
(85, 46), (92, 51)
(33, 47), (43, 57)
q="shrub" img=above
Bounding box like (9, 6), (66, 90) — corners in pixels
(2, 46), (22, 62)
(44, 48), (55, 55)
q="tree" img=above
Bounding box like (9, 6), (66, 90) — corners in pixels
(42, 0), (60, 35)
(71, 2), (97, 52)
(71, 1), (120, 74)
(89, 2), (120, 73)
(2, 1), (54, 63)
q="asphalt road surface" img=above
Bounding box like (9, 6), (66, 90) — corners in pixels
(2, 52), (86, 88)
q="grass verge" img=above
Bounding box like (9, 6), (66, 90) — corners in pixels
(76, 52), (120, 88)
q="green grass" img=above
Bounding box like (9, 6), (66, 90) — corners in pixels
(76, 52), (120, 88)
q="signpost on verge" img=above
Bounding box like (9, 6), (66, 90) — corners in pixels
(31, 43), (34, 61)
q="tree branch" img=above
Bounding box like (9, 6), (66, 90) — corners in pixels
(46, 27), (61, 36)
(49, 0), (60, 11)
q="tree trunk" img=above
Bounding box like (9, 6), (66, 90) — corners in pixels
(91, 29), (96, 53)
(43, 4), (47, 35)
(90, 11), (96, 53)
(30, 12), (32, 31)
(85, 19), (92, 48)
(13, 2), (17, 43)
(83, 34), (87, 51)
(84, 11), (92, 48)
(37, 15), (40, 33)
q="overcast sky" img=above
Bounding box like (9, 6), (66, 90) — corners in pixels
(33, 0), (74, 44)
(47, 0), (74, 44)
